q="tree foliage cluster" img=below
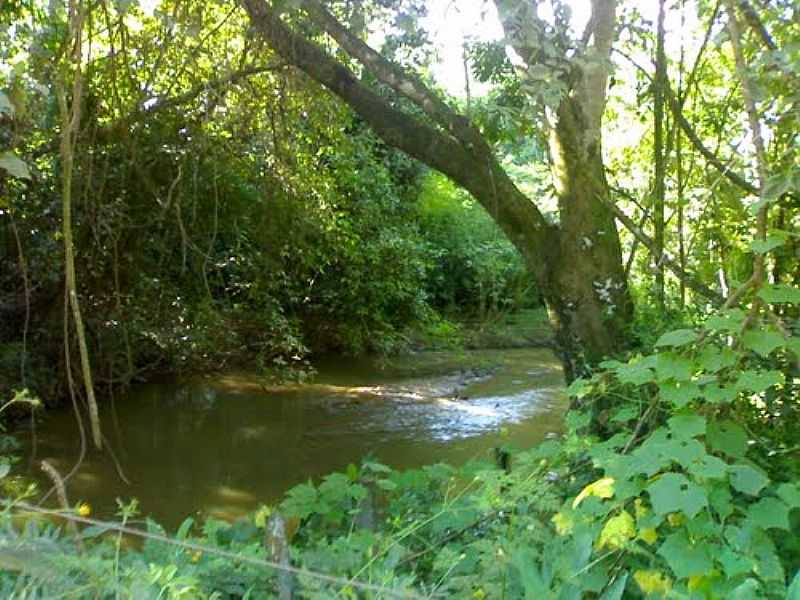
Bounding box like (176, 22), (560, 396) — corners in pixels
(0, 0), (532, 403)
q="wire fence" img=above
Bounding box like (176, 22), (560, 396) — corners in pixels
(4, 500), (431, 600)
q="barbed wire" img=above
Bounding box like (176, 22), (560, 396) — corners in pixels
(6, 501), (430, 600)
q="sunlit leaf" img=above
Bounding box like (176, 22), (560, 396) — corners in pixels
(573, 477), (615, 508)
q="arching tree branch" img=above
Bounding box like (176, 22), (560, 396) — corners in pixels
(241, 0), (558, 284)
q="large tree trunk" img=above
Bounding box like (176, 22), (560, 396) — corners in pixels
(544, 97), (632, 379)
(241, 0), (633, 380)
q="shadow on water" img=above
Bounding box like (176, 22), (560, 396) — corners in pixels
(20, 348), (566, 529)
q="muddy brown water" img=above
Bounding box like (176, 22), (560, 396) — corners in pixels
(18, 348), (566, 529)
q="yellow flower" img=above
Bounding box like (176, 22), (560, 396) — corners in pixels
(191, 551), (202, 563)
(77, 503), (91, 517)
(633, 570), (672, 596)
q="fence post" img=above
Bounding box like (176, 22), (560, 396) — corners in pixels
(264, 511), (294, 600)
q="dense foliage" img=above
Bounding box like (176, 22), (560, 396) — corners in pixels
(0, 1), (534, 402)
(1, 0), (800, 598)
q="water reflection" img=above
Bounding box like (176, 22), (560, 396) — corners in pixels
(21, 348), (566, 529)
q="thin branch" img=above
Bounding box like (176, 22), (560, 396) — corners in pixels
(600, 195), (723, 303)
(615, 47), (759, 196)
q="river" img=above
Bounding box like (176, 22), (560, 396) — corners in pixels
(18, 347), (565, 529)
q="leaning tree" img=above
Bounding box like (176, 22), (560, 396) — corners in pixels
(241, 0), (633, 379)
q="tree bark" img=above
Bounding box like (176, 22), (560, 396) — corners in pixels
(241, 0), (633, 380)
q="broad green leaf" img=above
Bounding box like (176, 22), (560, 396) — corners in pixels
(698, 346), (737, 373)
(718, 547), (752, 578)
(758, 284), (800, 304)
(610, 405), (639, 423)
(750, 235), (786, 254)
(788, 570), (800, 600)
(762, 172), (794, 201)
(688, 454), (728, 480)
(704, 309), (747, 333)
(657, 531), (714, 578)
(735, 369), (784, 393)
(616, 361), (655, 386)
(567, 377), (592, 399)
(0, 152), (31, 180)
(729, 464), (769, 496)
(709, 486), (734, 521)
(655, 352), (694, 381)
(746, 497), (790, 530)
(659, 381), (701, 407)
(702, 383), (738, 404)
(655, 329), (698, 348)
(741, 329), (785, 357)
(668, 415), (706, 439)
(707, 420), (748, 458)
(647, 473), (708, 518)
(776, 483), (800, 508)
(730, 578), (761, 599)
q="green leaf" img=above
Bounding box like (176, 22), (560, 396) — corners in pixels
(746, 498), (790, 530)
(707, 420), (748, 458)
(762, 172), (794, 201)
(741, 329), (785, 357)
(647, 473), (708, 518)
(616, 361), (655, 386)
(729, 464), (769, 496)
(655, 329), (698, 348)
(719, 548), (752, 578)
(668, 415), (706, 439)
(655, 352), (694, 381)
(698, 345), (737, 373)
(731, 579), (761, 599)
(788, 570), (800, 600)
(776, 483), (800, 508)
(710, 486), (734, 521)
(657, 531), (714, 578)
(659, 381), (701, 407)
(599, 572), (628, 600)
(702, 383), (738, 404)
(567, 378), (592, 399)
(610, 405), (639, 423)
(704, 309), (747, 333)
(735, 369), (784, 393)
(758, 284), (800, 304)
(0, 463), (9, 479)
(0, 152), (31, 180)
(750, 235), (786, 254)
(688, 454), (728, 480)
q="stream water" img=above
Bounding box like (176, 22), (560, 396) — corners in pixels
(19, 348), (566, 529)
